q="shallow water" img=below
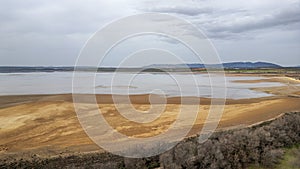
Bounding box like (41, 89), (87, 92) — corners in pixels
(0, 72), (285, 99)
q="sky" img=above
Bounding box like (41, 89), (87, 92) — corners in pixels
(0, 0), (299, 66)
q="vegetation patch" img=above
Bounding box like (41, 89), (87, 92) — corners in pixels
(1, 112), (300, 169)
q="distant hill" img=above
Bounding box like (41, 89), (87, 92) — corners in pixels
(0, 66), (75, 73)
(0, 62), (285, 73)
(147, 62), (283, 69)
(222, 62), (282, 69)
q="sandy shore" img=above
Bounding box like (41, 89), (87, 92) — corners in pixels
(233, 76), (300, 84)
(0, 76), (300, 159)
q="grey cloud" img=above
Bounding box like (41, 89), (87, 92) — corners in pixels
(0, 0), (133, 66)
(208, 5), (300, 35)
(0, 0), (130, 35)
(137, 0), (300, 40)
(0, 0), (299, 66)
(144, 6), (212, 16)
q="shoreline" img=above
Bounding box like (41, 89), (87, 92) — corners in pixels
(1, 112), (300, 166)
(1, 93), (300, 157)
(0, 75), (300, 159)
(0, 93), (287, 107)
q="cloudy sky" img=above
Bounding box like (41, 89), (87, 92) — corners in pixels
(0, 0), (299, 66)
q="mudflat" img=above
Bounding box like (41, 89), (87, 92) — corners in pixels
(0, 76), (300, 159)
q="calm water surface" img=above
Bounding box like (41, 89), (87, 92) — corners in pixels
(0, 72), (285, 99)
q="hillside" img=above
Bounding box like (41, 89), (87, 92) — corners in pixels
(148, 62), (282, 69)
(0, 62), (285, 73)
